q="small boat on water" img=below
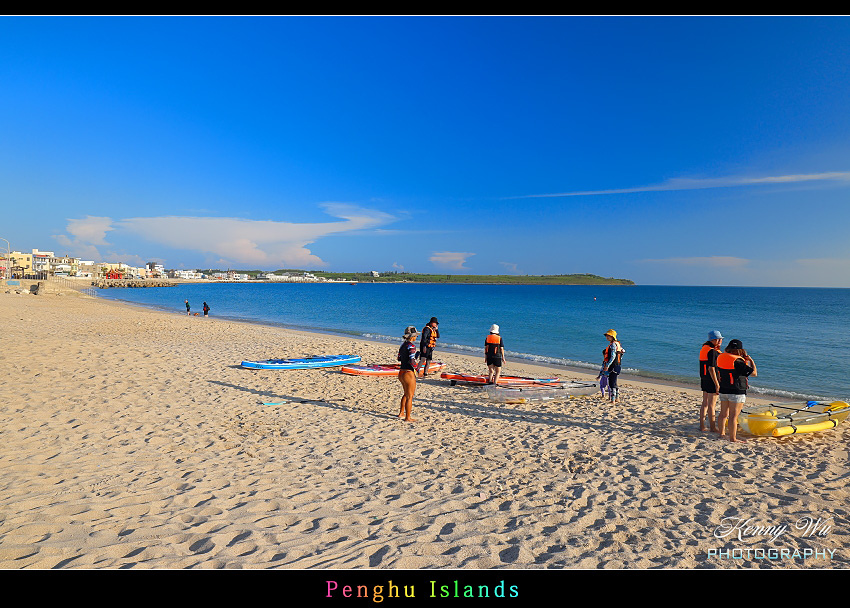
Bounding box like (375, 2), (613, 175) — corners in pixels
(738, 400), (850, 437)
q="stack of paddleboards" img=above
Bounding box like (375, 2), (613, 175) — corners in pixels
(484, 380), (598, 403)
(341, 361), (446, 376)
(241, 355), (361, 370)
(738, 400), (850, 437)
(440, 372), (560, 386)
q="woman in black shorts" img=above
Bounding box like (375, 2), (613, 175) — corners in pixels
(485, 324), (506, 384)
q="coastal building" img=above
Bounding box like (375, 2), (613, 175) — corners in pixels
(50, 255), (80, 275)
(146, 262), (166, 278)
(32, 249), (54, 275)
(171, 269), (204, 280)
(9, 251), (33, 278)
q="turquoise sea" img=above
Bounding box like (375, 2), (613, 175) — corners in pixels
(94, 283), (849, 402)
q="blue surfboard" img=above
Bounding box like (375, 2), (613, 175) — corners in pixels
(241, 355), (361, 370)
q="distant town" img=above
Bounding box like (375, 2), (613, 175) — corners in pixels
(1, 248), (634, 285)
(0, 248), (356, 282)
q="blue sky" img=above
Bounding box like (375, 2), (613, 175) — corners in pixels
(2, 16), (849, 286)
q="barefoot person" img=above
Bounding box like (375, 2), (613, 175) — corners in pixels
(485, 324), (506, 384)
(699, 330), (723, 432)
(418, 317), (439, 377)
(397, 325), (420, 422)
(601, 329), (625, 403)
(715, 339), (757, 443)
(185, 299), (191, 316)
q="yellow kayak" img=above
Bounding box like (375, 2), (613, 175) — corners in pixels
(739, 401), (850, 437)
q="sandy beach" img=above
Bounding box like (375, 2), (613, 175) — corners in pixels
(1, 287), (848, 570)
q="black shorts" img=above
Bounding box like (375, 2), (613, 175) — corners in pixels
(700, 377), (719, 393)
(486, 356), (502, 367)
(420, 347), (434, 361)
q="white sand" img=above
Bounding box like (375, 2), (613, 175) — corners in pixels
(0, 289), (848, 569)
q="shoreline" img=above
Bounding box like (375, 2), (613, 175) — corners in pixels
(2, 288), (847, 570)
(94, 290), (778, 404)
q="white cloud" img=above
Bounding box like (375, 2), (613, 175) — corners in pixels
(499, 261), (520, 274)
(511, 171), (850, 199)
(52, 215), (115, 260)
(66, 215), (114, 245)
(116, 203), (395, 268)
(430, 251), (475, 270)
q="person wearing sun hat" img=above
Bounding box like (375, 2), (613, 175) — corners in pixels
(699, 330), (724, 432)
(397, 325), (420, 422)
(601, 329), (625, 403)
(484, 324), (506, 384)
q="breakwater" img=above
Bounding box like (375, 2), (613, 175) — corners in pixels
(92, 279), (176, 288)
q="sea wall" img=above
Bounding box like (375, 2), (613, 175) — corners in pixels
(91, 279), (176, 288)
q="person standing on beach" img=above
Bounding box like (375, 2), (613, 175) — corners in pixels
(485, 324), (506, 384)
(418, 317), (439, 377)
(185, 299), (190, 316)
(397, 325), (420, 422)
(715, 339), (757, 444)
(601, 329), (625, 403)
(203, 301), (210, 317)
(699, 330), (723, 432)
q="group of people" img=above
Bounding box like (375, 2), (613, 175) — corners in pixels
(395, 320), (626, 422)
(184, 300), (210, 317)
(396, 322), (760, 440)
(699, 330), (758, 443)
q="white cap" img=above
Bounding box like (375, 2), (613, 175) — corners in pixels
(489, 324), (499, 334)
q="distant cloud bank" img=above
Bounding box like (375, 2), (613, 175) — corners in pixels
(53, 203), (396, 268)
(429, 251), (475, 270)
(638, 256), (750, 268)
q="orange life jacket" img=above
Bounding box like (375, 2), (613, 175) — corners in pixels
(699, 343), (720, 377)
(716, 352), (749, 392)
(485, 333), (502, 356)
(422, 325), (437, 348)
(604, 341), (624, 368)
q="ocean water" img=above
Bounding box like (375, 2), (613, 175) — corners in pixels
(94, 283), (849, 401)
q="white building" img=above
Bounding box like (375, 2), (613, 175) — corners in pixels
(172, 269), (204, 280)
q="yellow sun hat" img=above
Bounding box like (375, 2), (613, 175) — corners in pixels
(604, 329), (617, 339)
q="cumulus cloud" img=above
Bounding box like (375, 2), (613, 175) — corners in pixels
(56, 204), (396, 268)
(429, 251), (475, 270)
(52, 215), (116, 260)
(511, 171), (850, 199)
(499, 261), (520, 274)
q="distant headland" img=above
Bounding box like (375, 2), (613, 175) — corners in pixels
(205, 269), (635, 285)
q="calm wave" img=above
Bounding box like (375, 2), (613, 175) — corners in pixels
(94, 283), (850, 402)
